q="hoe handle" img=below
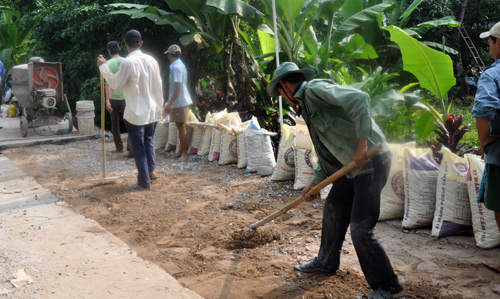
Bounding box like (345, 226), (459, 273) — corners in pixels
(249, 144), (382, 230)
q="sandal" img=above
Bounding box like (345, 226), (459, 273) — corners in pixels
(356, 288), (406, 299)
(293, 258), (336, 274)
(150, 172), (159, 180)
(130, 184), (150, 191)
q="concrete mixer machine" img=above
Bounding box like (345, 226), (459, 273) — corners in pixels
(10, 57), (73, 137)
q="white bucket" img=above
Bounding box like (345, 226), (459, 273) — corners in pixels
(76, 101), (95, 135)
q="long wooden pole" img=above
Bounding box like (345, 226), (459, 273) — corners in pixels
(249, 144), (382, 230)
(99, 55), (106, 179)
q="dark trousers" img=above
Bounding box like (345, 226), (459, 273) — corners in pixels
(125, 120), (156, 188)
(109, 99), (127, 151)
(317, 153), (404, 294)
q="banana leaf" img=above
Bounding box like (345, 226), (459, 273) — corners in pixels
(384, 25), (456, 100)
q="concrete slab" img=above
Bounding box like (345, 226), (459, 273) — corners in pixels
(0, 116), (96, 150)
(0, 155), (203, 298)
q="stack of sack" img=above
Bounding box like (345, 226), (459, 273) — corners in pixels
(376, 142), (500, 249)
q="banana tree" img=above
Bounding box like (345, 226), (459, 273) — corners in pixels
(382, 25), (472, 152)
(110, 1), (264, 108)
(0, 6), (34, 70)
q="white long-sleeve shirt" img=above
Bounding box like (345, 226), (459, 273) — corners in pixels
(99, 50), (163, 126)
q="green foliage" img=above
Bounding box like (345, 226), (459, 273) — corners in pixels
(0, 6), (34, 71)
(25, 0), (179, 130)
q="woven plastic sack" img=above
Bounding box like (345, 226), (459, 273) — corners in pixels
(431, 147), (472, 237)
(237, 133), (247, 169)
(244, 128), (276, 175)
(165, 124), (178, 152)
(234, 121), (251, 169)
(402, 148), (439, 229)
(379, 142), (416, 221)
(218, 124), (238, 165)
(153, 122), (169, 150)
(208, 128), (222, 161)
(271, 124), (296, 181)
(0, 104), (9, 117)
(188, 125), (204, 155)
(198, 126), (213, 156)
(320, 183), (333, 200)
(466, 154), (500, 249)
(293, 116), (313, 150)
(293, 148), (318, 190)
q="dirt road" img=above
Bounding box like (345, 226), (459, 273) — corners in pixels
(3, 138), (499, 298)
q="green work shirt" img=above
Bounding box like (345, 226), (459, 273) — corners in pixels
(295, 79), (389, 183)
(106, 57), (125, 100)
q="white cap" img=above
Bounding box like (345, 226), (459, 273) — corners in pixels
(164, 44), (181, 55)
(480, 21), (500, 39)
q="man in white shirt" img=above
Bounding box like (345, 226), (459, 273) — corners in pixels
(97, 30), (163, 191)
(162, 44), (193, 162)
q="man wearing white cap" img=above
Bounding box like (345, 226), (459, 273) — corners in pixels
(473, 21), (500, 295)
(163, 44), (193, 162)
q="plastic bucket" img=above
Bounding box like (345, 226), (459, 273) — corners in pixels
(76, 101), (95, 135)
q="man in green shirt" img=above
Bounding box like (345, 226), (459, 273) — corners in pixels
(267, 62), (406, 299)
(105, 41), (128, 153)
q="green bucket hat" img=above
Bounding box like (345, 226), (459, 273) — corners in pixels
(267, 62), (314, 97)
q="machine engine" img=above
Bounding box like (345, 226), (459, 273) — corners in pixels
(34, 88), (58, 109)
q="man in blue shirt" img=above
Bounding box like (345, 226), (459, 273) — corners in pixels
(0, 60), (5, 104)
(163, 44), (193, 162)
(473, 21), (500, 295)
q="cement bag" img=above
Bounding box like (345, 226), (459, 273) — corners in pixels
(320, 183), (333, 200)
(402, 148), (439, 229)
(188, 125), (204, 155)
(237, 133), (247, 169)
(379, 142), (416, 221)
(0, 104), (9, 117)
(197, 111), (219, 156)
(294, 116), (313, 150)
(218, 124), (238, 165)
(219, 112), (241, 127)
(294, 148), (318, 190)
(153, 121), (169, 150)
(198, 126), (214, 156)
(271, 124), (296, 181)
(208, 127), (222, 161)
(431, 147), (472, 237)
(244, 117), (262, 173)
(234, 121), (251, 169)
(175, 126), (193, 155)
(245, 127), (276, 175)
(466, 154), (500, 249)
(165, 124), (178, 152)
